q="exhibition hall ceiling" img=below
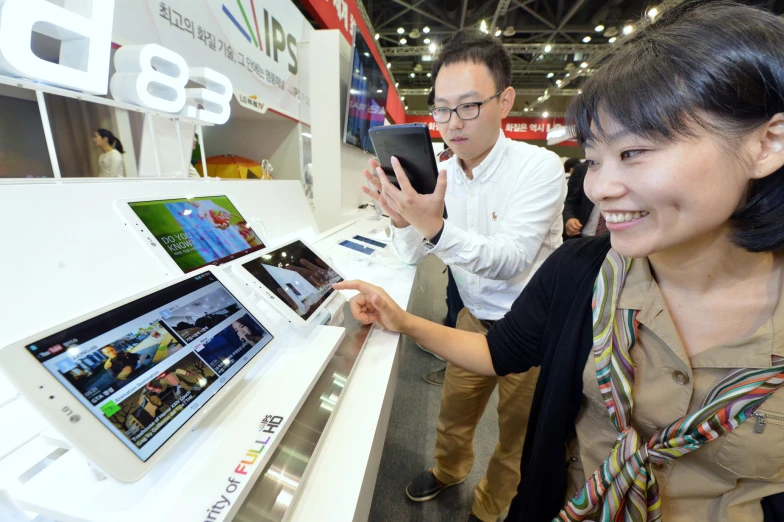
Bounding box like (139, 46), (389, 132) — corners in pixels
(355, 0), (784, 115)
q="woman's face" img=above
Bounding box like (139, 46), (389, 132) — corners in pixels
(92, 132), (107, 147)
(583, 112), (753, 259)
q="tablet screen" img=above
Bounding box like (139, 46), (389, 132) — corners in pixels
(128, 196), (265, 273)
(241, 240), (343, 321)
(25, 273), (273, 462)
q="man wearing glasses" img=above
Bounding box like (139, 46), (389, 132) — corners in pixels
(362, 29), (565, 522)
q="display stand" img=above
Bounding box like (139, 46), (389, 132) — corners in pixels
(0, 400), (46, 461)
(8, 325), (345, 522)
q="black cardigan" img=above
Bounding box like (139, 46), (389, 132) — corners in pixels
(485, 236), (784, 522)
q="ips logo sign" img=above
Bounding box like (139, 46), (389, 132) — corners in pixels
(218, 0), (298, 76)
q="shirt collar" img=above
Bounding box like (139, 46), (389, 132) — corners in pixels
(617, 257), (783, 369)
(455, 129), (506, 183)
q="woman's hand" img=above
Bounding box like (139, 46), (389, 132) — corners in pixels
(332, 280), (408, 332)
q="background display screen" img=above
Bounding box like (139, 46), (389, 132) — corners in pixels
(129, 196), (265, 273)
(343, 26), (388, 154)
(242, 241), (343, 321)
(26, 273), (273, 462)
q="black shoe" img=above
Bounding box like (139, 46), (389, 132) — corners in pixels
(422, 368), (446, 386)
(405, 469), (464, 502)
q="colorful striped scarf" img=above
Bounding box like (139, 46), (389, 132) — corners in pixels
(557, 250), (784, 522)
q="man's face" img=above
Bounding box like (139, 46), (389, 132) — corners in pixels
(101, 346), (117, 359)
(433, 61), (512, 165)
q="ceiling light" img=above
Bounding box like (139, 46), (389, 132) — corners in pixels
(495, 29), (502, 37)
(544, 44), (552, 53)
(409, 29), (421, 39)
(401, 96), (405, 100)
(524, 108), (529, 112)
(608, 37), (617, 43)
(400, 38), (407, 44)
(429, 43), (437, 53)
(580, 62), (588, 68)
(582, 36), (591, 43)
(397, 27), (405, 34)
(427, 72), (432, 77)
(480, 20), (488, 33)
(647, 7), (659, 19)
(410, 73), (415, 78)
(362, 76), (366, 80)
(423, 26), (430, 34)
(423, 37), (431, 44)
(387, 62), (391, 68)
(376, 89), (382, 93)
(537, 96), (543, 101)
(395, 82), (399, 87)
(555, 80), (562, 86)
(542, 111), (549, 118)
(414, 63), (422, 72)
(623, 25), (634, 35)
(422, 54), (433, 62)
(405, 106), (409, 110)
(546, 72), (554, 78)
(364, 52), (370, 57)
(595, 24), (605, 32)
(565, 73), (570, 77)
(503, 25), (516, 37)
(577, 89), (582, 94)
(375, 33), (380, 40)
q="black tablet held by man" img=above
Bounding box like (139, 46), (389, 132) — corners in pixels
(368, 123), (440, 194)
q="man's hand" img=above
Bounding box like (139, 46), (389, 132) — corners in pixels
(332, 280), (409, 332)
(362, 158), (409, 228)
(362, 157), (447, 239)
(565, 218), (583, 237)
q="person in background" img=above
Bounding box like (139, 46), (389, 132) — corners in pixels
(563, 161), (607, 238)
(563, 157), (581, 182)
(188, 135), (202, 178)
(92, 128), (125, 177)
(336, 2), (784, 520)
(362, 28), (565, 522)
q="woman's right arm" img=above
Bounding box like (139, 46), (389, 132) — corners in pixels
(332, 280), (497, 376)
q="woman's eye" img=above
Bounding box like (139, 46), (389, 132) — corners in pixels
(585, 159), (598, 167)
(620, 149), (646, 160)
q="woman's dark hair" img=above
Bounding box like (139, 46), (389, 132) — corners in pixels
(432, 28), (512, 94)
(567, 0), (784, 252)
(96, 128), (124, 154)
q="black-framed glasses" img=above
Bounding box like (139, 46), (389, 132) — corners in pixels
(429, 90), (503, 123)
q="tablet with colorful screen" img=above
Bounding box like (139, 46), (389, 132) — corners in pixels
(233, 239), (345, 326)
(115, 195), (265, 275)
(0, 268), (276, 482)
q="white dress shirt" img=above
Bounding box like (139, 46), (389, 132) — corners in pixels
(391, 130), (566, 320)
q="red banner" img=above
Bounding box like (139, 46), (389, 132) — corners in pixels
(404, 115), (577, 145)
(298, 0), (406, 124)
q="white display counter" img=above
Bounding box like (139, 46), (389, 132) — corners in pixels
(0, 178), (418, 522)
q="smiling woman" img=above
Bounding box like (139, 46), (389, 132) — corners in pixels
(336, 1), (784, 521)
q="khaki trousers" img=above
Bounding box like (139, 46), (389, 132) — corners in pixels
(432, 308), (540, 522)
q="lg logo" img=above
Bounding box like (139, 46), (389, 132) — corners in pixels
(62, 406), (81, 423)
(0, 0), (233, 124)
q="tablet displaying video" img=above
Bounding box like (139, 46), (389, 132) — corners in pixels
(25, 272), (273, 462)
(238, 240), (344, 324)
(126, 196), (265, 273)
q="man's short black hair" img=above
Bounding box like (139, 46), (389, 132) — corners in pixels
(432, 28), (512, 96)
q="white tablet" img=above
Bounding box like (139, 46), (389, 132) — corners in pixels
(115, 195), (266, 275)
(0, 268), (276, 483)
(232, 239), (345, 327)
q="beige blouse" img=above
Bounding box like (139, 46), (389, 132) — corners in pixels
(565, 258), (784, 522)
